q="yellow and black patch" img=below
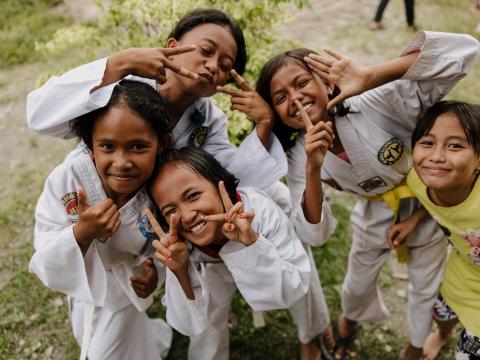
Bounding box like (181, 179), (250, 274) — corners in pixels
(188, 126), (208, 147)
(378, 137), (404, 166)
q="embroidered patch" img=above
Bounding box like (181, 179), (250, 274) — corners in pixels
(460, 229), (480, 267)
(358, 176), (387, 192)
(190, 108), (206, 125)
(322, 178), (343, 191)
(62, 192), (78, 216)
(377, 137), (404, 166)
(139, 214), (155, 239)
(188, 126), (208, 147)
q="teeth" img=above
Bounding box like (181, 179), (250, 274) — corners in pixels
(294, 103), (312, 117)
(189, 222), (207, 234)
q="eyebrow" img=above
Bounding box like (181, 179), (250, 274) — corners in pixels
(94, 138), (154, 144)
(424, 133), (468, 141)
(202, 38), (235, 64)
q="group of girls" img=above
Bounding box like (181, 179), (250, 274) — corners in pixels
(26, 6), (480, 360)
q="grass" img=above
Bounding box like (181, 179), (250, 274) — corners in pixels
(0, 0), (479, 358)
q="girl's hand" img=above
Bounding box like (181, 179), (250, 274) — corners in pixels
(217, 70), (274, 127)
(201, 182), (258, 246)
(296, 100), (334, 171)
(130, 258), (158, 298)
(305, 49), (372, 111)
(387, 207), (429, 249)
(107, 46), (199, 85)
(146, 209), (189, 272)
(73, 186), (121, 254)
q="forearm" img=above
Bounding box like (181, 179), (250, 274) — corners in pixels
(302, 163), (324, 224)
(173, 266), (194, 300)
(73, 225), (94, 256)
(93, 49), (133, 91)
(366, 51), (420, 91)
(255, 122), (274, 150)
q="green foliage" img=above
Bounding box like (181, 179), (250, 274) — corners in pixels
(36, 0), (310, 144)
(0, 0), (70, 67)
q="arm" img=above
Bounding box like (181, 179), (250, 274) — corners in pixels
(219, 189), (311, 310)
(28, 168), (106, 304)
(200, 100), (287, 189)
(387, 206), (429, 249)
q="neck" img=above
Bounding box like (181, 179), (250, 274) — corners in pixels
(428, 177), (477, 207)
(160, 76), (198, 124)
(104, 187), (134, 209)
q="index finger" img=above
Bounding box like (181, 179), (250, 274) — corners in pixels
(218, 181), (234, 211)
(163, 59), (199, 80)
(162, 45), (197, 57)
(323, 48), (343, 60)
(169, 214), (178, 239)
(231, 70), (254, 91)
(295, 100), (313, 131)
(145, 208), (166, 238)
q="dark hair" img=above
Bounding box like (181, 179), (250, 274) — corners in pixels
(148, 146), (239, 231)
(168, 8), (247, 79)
(256, 48), (349, 151)
(412, 100), (480, 155)
(70, 80), (172, 150)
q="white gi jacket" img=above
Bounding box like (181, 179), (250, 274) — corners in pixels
(162, 187), (312, 335)
(26, 58), (287, 189)
(29, 151), (206, 335)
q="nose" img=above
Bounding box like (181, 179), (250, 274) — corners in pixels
(429, 146), (446, 163)
(179, 204), (197, 226)
(113, 150), (133, 170)
(289, 90), (304, 112)
(204, 58), (217, 75)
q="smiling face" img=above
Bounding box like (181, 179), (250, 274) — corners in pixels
(167, 23), (238, 98)
(92, 106), (159, 207)
(269, 61), (332, 129)
(413, 113), (480, 206)
(150, 163), (225, 246)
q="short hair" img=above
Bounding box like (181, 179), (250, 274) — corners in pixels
(148, 146), (239, 232)
(168, 8), (247, 79)
(70, 80), (172, 150)
(256, 48), (349, 151)
(412, 100), (480, 155)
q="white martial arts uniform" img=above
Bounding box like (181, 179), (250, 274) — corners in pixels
(26, 58), (287, 189)
(286, 31), (480, 347)
(29, 151), (210, 359)
(161, 187), (312, 360)
(265, 181), (337, 344)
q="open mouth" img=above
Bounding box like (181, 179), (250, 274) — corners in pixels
(186, 221), (208, 234)
(292, 102), (313, 117)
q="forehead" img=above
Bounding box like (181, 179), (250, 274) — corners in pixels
(270, 62), (310, 92)
(93, 106), (154, 140)
(180, 23), (237, 60)
(429, 113), (464, 135)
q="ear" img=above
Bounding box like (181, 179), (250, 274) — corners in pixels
(166, 38), (178, 49)
(157, 135), (172, 154)
(325, 81), (335, 96)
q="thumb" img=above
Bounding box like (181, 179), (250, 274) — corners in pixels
(77, 186), (89, 213)
(326, 92), (346, 112)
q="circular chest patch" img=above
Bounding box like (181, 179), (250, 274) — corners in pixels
(188, 126), (208, 147)
(378, 137), (404, 166)
(139, 214), (155, 239)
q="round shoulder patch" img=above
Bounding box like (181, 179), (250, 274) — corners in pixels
(139, 214), (155, 239)
(188, 126), (209, 147)
(377, 137), (404, 166)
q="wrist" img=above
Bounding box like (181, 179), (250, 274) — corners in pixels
(306, 160), (321, 174)
(73, 224), (93, 254)
(242, 230), (259, 246)
(108, 49), (134, 78)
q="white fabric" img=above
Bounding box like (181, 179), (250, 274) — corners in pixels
(170, 187), (311, 359)
(26, 59), (287, 189)
(286, 31), (479, 347)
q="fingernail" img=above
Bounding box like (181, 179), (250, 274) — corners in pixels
(229, 224), (234, 231)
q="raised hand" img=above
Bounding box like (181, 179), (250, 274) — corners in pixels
(130, 258), (158, 298)
(201, 181), (258, 246)
(217, 70), (274, 126)
(296, 100), (334, 170)
(304, 48), (372, 111)
(110, 46), (199, 85)
(73, 186), (121, 255)
(145, 209), (189, 272)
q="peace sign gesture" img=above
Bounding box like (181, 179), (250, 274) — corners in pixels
(304, 48), (372, 111)
(295, 100), (334, 170)
(201, 182), (258, 246)
(217, 70), (274, 126)
(145, 209), (189, 272)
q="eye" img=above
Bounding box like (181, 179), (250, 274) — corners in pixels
(418, 139), (433, 147)
(187, 192), (200, 201)
(448, 143), (464, 149)
(100, 143), (114, 151)
(274, 95), (286, 106)
(219, 61), (232, 73)
(163, 208), (176, 218)
(201, 47), (214, 56)
(297, 78), (310, 88)
(131, 143), (148, 151)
